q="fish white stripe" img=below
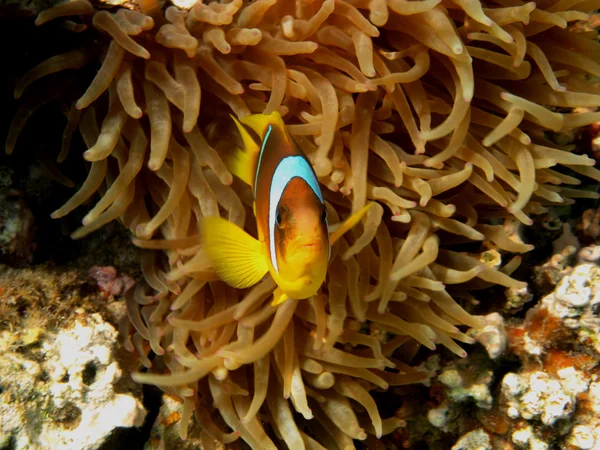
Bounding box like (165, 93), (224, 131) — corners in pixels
(268, 155), (324, 273)
(254, 124), (272, 194)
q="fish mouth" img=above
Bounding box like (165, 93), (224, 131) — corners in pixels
(290, 238), (323, 253)
(285, 239), (325, 267)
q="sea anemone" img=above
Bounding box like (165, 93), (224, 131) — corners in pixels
(7, 0), (600, 447)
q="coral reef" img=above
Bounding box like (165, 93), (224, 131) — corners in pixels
(0, 188), (35, 264)
(89, 265), (135, 297)
(471, 312), (507, 360)
(145, 393), (226, 450)
(3, 0), (600, 447)
(0, 266), (146, 450)
(422, 243), (600, 449)
(452, 428), (492, 450)
(500, 255), (600, 448)
(579, 207), (600, 244)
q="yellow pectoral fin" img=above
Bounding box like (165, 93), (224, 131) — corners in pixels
(271, 287), (289, 306)
(329, 202), (375, 245)
(201, 216), (269, 289)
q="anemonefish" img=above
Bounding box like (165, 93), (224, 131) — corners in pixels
(201, 111), (372, 306)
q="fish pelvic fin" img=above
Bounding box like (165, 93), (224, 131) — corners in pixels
(229, 114), (261, 188)
(329, 202), (374, 245)
(271, 287), (289, 306)
(240, 111), (286, 139)
(201, 216), (269, 289)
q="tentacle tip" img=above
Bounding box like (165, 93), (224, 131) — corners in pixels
(70, 230), (85, 240)
(135, 223), (149, 238)
(82, 150), (96, 161)
(5, 140), (15, 155)
(363, 69), (376, 78)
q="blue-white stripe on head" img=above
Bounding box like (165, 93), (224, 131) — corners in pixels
(268, 155), (324, 273)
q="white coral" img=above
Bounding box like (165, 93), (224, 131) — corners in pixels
(0, 312), (146, 450)
(502, 371), (581, 426)
(452, 428), (491, 450)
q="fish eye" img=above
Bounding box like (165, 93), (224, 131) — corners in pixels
(276, 210), (283, 228)
(321, 207), (327, 224)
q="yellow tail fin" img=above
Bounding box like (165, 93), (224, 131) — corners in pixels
(201, 216), (269, 289)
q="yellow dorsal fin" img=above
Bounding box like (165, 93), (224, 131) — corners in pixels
(201, 216), (269, 289)
(329, 202), (374, 245)
(229, 115), (261, 188)
(240, 111), (286, 138)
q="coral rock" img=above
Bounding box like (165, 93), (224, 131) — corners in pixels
(0, 312), (146, 450)
(0, 188), (35, 264)
(452, 428), (492, 450)
(471, 313), (507, 360)
(502, 370), (587, 425)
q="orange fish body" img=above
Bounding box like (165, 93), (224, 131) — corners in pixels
(201, 111), (371, 305)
